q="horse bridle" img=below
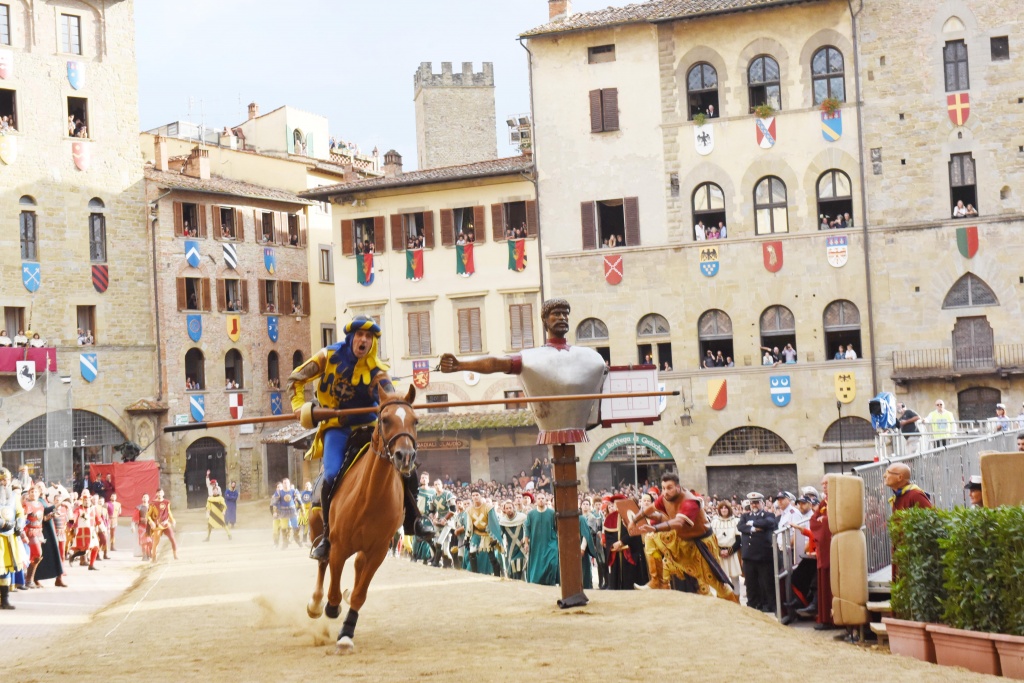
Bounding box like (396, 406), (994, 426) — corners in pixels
(373, 400), (418, 469)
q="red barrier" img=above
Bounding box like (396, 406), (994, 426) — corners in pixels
(0, 347), (57, 373)
(90, 462), (160, 516)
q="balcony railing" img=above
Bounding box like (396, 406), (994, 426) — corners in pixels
(892, 343), (1024, 378)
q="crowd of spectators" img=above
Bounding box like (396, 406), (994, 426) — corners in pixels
(0, 330), (49, 347)
(952, 200), (978, 218)
(505, 225), (528, 241)
(701, 349), (734, 368)
(0, 115), (17, 134)
(694, 220), (727, 241)
(67, 115), (88, 138)
(819, 213), (853, 230)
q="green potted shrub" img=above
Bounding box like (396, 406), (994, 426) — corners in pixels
(884, 507), (948, 663)
(753, 103), (775, 120)
(692, 112), (707, 127)
(990, 505), (1024, 678)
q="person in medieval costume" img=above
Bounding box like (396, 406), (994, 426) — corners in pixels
(204, 482), (232, 542)
(0, 468), (25, 609)
(147, 489), (178, 562)
(224, 481), (239, 527)
(428, 479), (457, 567)
(287, 315), (431, 561)
(133, 493), (154, 561)
(497, 499), (528, 580)
(413, 472), (434, 564)
(271, 479), (301, 548)
(31, 484), (66, 587)
(298, 482), (313, 545)
(466, 490), (501, 576)
(70, 490), (100, 569)
(581, 498), (606, 589)
(603, 494), (649, 590)
(579, 500), (600, 590)
(524, 491), (559, 585)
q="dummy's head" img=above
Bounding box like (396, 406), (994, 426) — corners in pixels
(540, 298), (570, 338)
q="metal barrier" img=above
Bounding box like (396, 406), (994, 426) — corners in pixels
(855, 428), (1021, 573)
(874, 420), (1012, 459)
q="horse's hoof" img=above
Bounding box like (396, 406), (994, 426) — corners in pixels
(306, 600), (323, 619)
(324, 603), (341, 619)
(335, 636), (354, 655)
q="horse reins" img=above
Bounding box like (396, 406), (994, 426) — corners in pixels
(372, 400), (417, 468)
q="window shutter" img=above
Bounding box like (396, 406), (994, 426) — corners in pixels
(525, 200), (539, 237)
(235, 209), (245, 241)
(422, 211), (435, 249)
(373, 216), (386, 253)
(623, 196), (640, 246)
(602, 88), (619, 131)
(201, 279), (212, 311)
(301, 282), (310, 316)
(176, 277), (186, 310)
(440, 209), (454, 247)
(341, 220), (354, 256)
(589, 89), (604, 133)
(198, 205), (208, 238)
(276, 212), (287, 246)
(580, 201), (597, 250)
(473, 205), (486, 243)
(470, 308), (482, 352)
(212, 205), (222, 239)
(491, 203), (505, 241)
(390, 214), (404, 251)
(521, 304), (535, 349)
(408, 312), (420, 356)
(281, 281), (293, 316)
(216, 278), (226, 312)
(258, 279), (266, 312)
(298, 213), (308, 247)
(173, 201), (183, 237)
(254, 210), (260, 240)
(458, 308), (471, 353)
(510, 305), (523, 350)
(240, 280), (249, 313)
(420, 312), (431, 355)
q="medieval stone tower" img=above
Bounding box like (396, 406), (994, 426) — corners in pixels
(413, 62), (497, 170)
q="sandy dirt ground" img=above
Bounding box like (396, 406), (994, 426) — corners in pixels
(7, 501), (995, 682)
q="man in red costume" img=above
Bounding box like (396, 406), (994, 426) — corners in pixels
(147, 489), (178, 562)
(800, 476), (835, 629)
(69, 490), (100, 570)
(885, 462), (932, 580)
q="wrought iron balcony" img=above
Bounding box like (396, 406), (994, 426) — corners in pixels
(892, 344), (1024, 379)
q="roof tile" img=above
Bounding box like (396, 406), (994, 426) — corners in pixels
(145, 167), (315, 205)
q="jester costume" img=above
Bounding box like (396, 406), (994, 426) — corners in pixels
(271, 485), (301, 548)
(498, 508), (528, 580)
(0, 469), (24, 609)
(287, 316), (430, 561)
(298, 486), (313, 544)
(414, 484), (434, 563)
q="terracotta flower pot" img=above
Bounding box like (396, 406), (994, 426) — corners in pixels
(883, 617), (936, 663)
(926, 624), (1001, 676)
(992, 633), (1024, 680)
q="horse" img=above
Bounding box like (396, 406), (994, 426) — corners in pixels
(306, 386), (418, 654)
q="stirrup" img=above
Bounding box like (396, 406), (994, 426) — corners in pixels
(309, 535), (329, 561)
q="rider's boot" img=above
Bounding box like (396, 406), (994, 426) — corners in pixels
(310, 478), (336, 561)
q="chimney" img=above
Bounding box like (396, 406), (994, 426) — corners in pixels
(154, 135), (168, 171)
(383, 149), (402, 178)
(184, 146), (210, 180)
(548, 0), (572, 21)
(248, 102), (259, 120)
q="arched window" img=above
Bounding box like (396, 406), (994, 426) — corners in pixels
(698, 310), (733, 368)
(943, 273), (998, 309)
(19, 196), (37, 261)
(292, 350), (304, 369)
(710, 426), (792, 455)
(759, 305), (796, 358)
(185, 348), (205, 390)
(267, 351), (280, 389)
(576, 317), (609, 364)
(822, 416), (874, 443)
(225, 349), (244, 389)
(686, 62), (719, 120)
(811, 46), (845, 104)
(754, 176), (788, 235)
(692, 182), (726, 239)
(748, 55), (781, 112)
(823, 300), (861, 359)
(637, 314), (671, 369)
(957, 387), (1000, 422)
(88, 197), (106, 263)
(817, 170), (853, 229)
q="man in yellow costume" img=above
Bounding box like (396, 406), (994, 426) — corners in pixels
(287, 316), (432, 561)
(1, 468), (25, 609)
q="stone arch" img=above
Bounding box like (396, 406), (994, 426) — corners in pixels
(822, 416), (874, 443)
(679, 161), (740, 239)
(482, 377), (526, 401)
(942, 16), (966, 33)
(420, 381), (471, 403)
(797, 29), (854, 109)
(709, 426), (792, 456)
(736, 37), (791, 110)
(676, 45), (731, 117)
(741, 159), (802, 231)
(802, 148), (860, 224)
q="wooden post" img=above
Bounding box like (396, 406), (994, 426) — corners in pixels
(551, 443), (587, 608)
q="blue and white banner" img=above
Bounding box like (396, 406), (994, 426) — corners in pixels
(22, 262), (40, 292)
(270, 392), (283, 416)
(770, 375), (791, 407)
(187, 314), (202, 342)
(223, 243), (237, 270)
(190, 394), (206, 422)
(267, 316), (279, 342)
(185, 240), (201, 268)
(80, 353), (97, 383)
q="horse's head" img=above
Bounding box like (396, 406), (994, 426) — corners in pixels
(377, 385), (418, 476)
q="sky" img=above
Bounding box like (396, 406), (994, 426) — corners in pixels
(135, 0), (612, 170)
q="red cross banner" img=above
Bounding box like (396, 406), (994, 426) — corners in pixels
(947, 92), (970, 126)
(603, 255), (623, 285)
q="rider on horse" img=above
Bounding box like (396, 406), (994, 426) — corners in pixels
(287, 315), (432, 561)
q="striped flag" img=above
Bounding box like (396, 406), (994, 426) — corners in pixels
(406, 248), (424, 281)
(357, 252), (374, 286)
(508, 239), (527, 272)
(456, 242), (475, 277)
(223, 243), (238, 269)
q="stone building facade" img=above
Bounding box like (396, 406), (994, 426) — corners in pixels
(145, 144), (313, 507)
(0, 0), (159, 483)
(414, 62), (498, 170)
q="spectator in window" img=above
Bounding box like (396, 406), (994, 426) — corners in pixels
(14, 330), (28, 347)
(781, 343), (797, 364)
(952, 200), (968, 218)
(834, 344), (845, 360)
(820, 215), (830, 230)
(760, 346), (781, 365)
(726, 356), (735, 367)
(844, 345), (857, 360)
(662, 361), (672, 372)
(965, 204), (978, 217)
(365, 241), (374, 254)
(291, 302), (301, 315)
(505, 227), (514, 240)
(466, 227), (475, 243)
(706, 103), (715, 118)
(834, 214), (848, 229)
(266, 302), (275, 313)
(186, 377), (194, 390)
(76, 328), (87, 345)
(29, 333), (46, 348)
(844, 212), (853, 227)
(761, 349), (774, 366)
(614, 234), (624, 246)
(718, 221), (727, 239)
(289, 233), (299, 246)
(68, 116), (76, 136)
(76, 124), (88, 139)
(0, 330), (11, 347)
(703, 350), (716, 369)
(693, 220), (706, 241)
(456, 233), (466, 246)
(85, 330), (94, 345)
(714, 350), (726, 367)
(706, 224), (719, 240)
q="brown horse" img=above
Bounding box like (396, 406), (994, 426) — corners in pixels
(306, 386), (418, 654)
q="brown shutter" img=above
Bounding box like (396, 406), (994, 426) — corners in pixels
(301, 282), (310, 316)
(525, 200), (539, 237)
(510, 305), (523, 350)
(198, 205), (208, 238)
(623, 196), (640, 246)
(216, 278), (226, 312)
(173, 201), (184, 237)
(580, 201), (597, 250)
(281, 281), (293, 316)
(602, 88), (619, 131)
(254, 210), (261, 241)
(422, 211), (434, 249)
(373, 216), (386, 253)
(276, 212), (287, 245)
(176, 277), (186, 310)
(201, 279), (212, 311)
(440, 209), (454, 247)
(390, 214), (404, 251)
(473, 206), (486, 243)
(589, 89), (604, 133)
(235, 209), (245, 241)
(212, 205), (222, 239)
(470, 308), (482, 352)
(240, 280), (249, 313)
(420, 312), (431, 356)
(341, 220), (354, 256)
(298, 213), (308, 247)
(521, 304), (535, 349)
(258, 279), (266, 312)
(407, 312), (420, 356)
(458, 308), (470, 354)
(491, 203), (505, 241)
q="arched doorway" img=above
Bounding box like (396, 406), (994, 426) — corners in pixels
(185, 437), (226, 509)
(587, 433), (675, 491)
(958, 387), (1000, 422)
(705, 426), (796, 498)
(1, 409), (126, 486)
